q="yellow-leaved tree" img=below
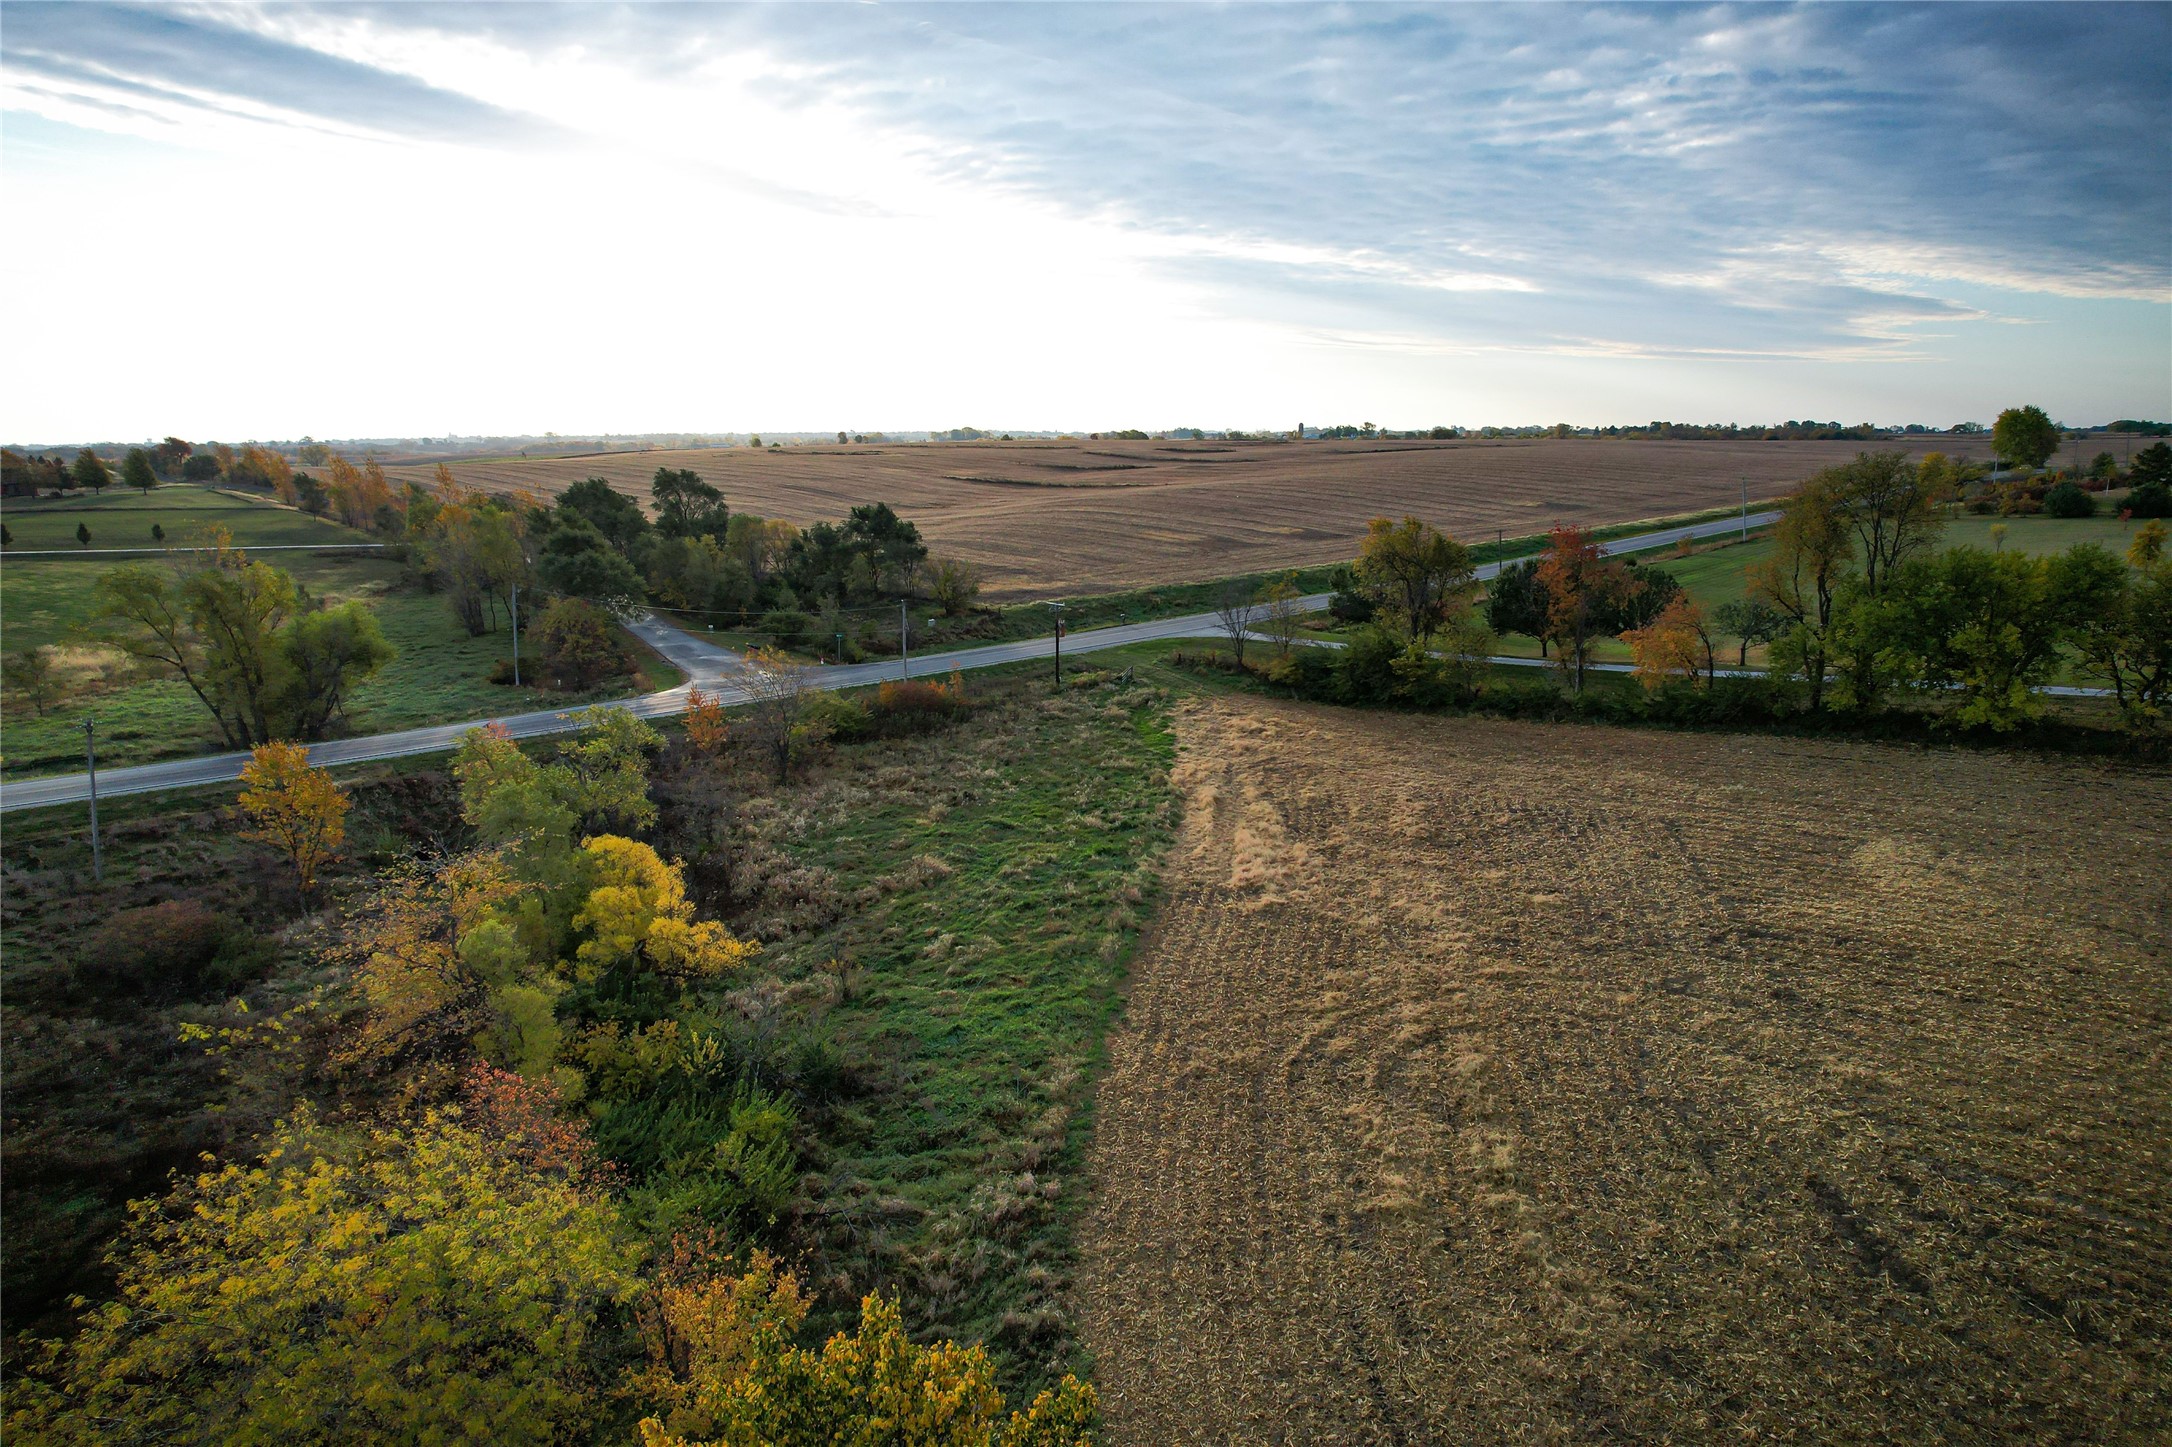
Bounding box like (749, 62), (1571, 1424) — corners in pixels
(575, 835), (758, 981)
(236, 739), (349, 896)
(339, 848), (530, 1080)
(4, 1106), (641, 1447)
(630, 1252), (1096, 1447)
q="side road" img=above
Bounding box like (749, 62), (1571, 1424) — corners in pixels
(0, 512), (1776, 813)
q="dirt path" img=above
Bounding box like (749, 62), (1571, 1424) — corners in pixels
(1076, 698), (2170, 1445)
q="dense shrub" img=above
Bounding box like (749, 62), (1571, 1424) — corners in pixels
(2129, 480), (2172, 519)
(488, 654), (545, 685)
(78, 900), (227, 998)
(2042, 481), (2096, 518)
(797, 690), (871, 743)
(532, 598), (632, 690)
(758, 609), (813, 648)
(868, 678), (969, 735)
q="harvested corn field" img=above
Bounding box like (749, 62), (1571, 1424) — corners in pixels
(1076, 698), (2170, 1444)
(381, 435), (1995, 601)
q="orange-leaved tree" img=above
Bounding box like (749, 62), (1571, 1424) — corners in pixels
(237, 741), (349, 897)
(1621, 594), (1712, 691)
(684, 687), (730, 757)
(1536, 524), (1634, 695)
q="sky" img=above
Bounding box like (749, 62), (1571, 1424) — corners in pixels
(2, 1), (2167, 443)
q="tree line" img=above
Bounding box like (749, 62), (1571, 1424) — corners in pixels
(1194, 446), (2169, 738)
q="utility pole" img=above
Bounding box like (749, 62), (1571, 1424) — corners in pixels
(83, 719), (102, 885)
(1048, 601), (1065, 689)
(510, 582), (521, 687)
(1740, 477), (1749, 541)
(899, 600), (910, 679)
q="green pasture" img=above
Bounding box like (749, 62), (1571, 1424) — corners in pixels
(1, 490), (674, 777)
(0, 484), (364, 551)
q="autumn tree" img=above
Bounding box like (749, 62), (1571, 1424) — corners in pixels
(725, 515), (799, 590)
(338, 847), (532, 1071)
(325, 454), (397, 532)
(1621, 594), (1711, 690)
(424, 490), (533, 634)
(1536, 524), (1634, 695)
(455, 710), (659, 872)
(70, 448), (110, 493)
(229, 445), (293, 496)
(5, 1107), (640, 1447)
(1353, 515), (1478, 643)
(236, 740), (350, 896)
(927, 555), (983, 616)
(152, 436), (194, 478)
(533, 597), (632, 690)
(2130, 519), (2167, 567)
(1992, 404), (2059, 470)
(632, 1255), (1096, 1447)
(684, 687), (730, 757)
(1749, 472), (1855, 711)
(573, 835), (757, 983)
(121, 446), (157, 495)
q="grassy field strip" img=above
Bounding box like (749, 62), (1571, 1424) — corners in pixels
(2, 542), (390, 557)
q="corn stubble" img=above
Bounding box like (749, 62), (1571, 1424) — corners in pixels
(1076, 698), (2168, 1445)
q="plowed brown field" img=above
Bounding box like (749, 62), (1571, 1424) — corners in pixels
(382, 436), (1995, 600)
(1076, 698), (2169, 1445)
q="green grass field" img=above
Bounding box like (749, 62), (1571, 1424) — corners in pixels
(0, 484), (366, 551)
(721, 676), (1175, 1390)
(1, 489), (675, 776)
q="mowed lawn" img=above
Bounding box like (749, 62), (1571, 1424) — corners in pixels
(0, 484), (363, 551)
(1, 490), (676, 777)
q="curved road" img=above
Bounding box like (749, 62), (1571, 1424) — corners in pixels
(0, 513), (1776, 813)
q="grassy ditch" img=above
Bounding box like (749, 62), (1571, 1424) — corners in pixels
(650, 670), (1179, 1390)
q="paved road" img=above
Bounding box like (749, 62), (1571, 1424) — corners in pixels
(0, 512), (1776, 813)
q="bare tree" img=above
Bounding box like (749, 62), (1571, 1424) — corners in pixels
(737, 647), (816, 783)
(1213, 581), (1256, 665)
(1257, 574), (1305, 658)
